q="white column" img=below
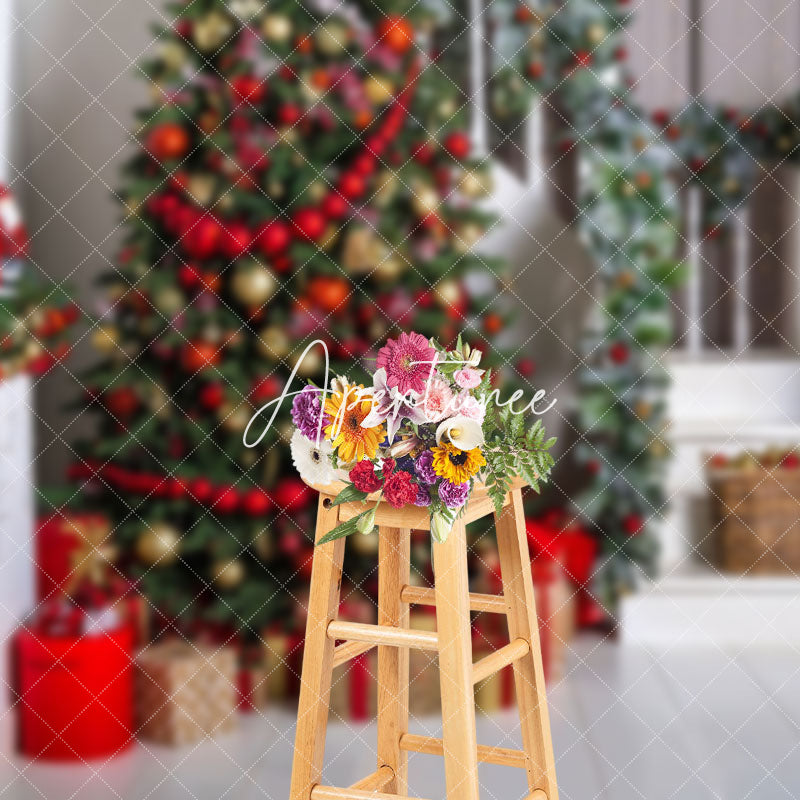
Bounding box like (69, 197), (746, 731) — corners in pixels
(686, 185), (704, 355)
(468, 0), (489, 156)
(732, 206), (750, 352)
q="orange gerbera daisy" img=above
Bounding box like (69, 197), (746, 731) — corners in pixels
(324, 383), (385, 463)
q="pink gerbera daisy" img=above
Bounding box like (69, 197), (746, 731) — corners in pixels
(376, 332), (436, 395)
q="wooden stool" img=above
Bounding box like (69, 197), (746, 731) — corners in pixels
(289, 477), (558, 800)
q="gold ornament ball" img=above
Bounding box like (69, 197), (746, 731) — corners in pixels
(779, 135), (794, 152)
(315, 21), (349, 55)
(437, 97), (458, 120)
(160, 41), (187, 72)
(412, 185), (439, 216)
(289, 346), (323, 378)
(374, 170), (398, 207)
(147, 384), (170, 418)
(458, 169), (492, 198)
(153, 286), (185, 316)
(187, 174), (216, 206)
(434, 279), (461, 307)
(231, 0), (263, 22)
(374, 256), (406, 280)
(261, 13), (292, 43)
(620, 180), (636, 197)
(136, 523), (180, 566)
(722, 177), (740, 194)
(364, 75), (395, 105)
(586, 23), (606, 44)
(455, 223), (484, 253)
(231, 263), (278, 305)
(192, 11), (234, 52)
(258, 326), (290, 360)
(219, 402), (252, 433)
(212, 558), (245, 590)
(350, 529), (379, 555)
(92, 325), (120, 355)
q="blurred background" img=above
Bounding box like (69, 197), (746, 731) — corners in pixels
(2, 0), (800, 798)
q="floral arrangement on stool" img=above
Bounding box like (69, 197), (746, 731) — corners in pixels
(289, 331), (556, 542)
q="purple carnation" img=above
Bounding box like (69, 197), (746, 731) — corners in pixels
(414, 484), (432, 507)
(291, 386), (329, 441)
(438, 480), (470, 509)
(414, 450), (437, 485)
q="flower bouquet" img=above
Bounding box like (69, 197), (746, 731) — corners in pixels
(289, 332), (556, 544)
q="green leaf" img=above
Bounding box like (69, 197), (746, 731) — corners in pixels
(317, 508), (374, 545)
(330, 484), (369, 506)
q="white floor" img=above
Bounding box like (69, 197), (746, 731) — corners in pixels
(2, 635), (800, 800)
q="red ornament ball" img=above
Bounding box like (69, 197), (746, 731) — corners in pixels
(291, 207), (326, 241)
(337, 172), (366, 201)
(622, 514), (645, 536)
(230, 74), (265, 106)
(278, 103), (302, 126)
(181, 215), (221, 259)
(189, 477), (215, 503)
(609, 341), (630, 365)
(178, 262), (202, 291)
(321, 192), (348, 219)
(220, 220), (253, 260)
(517, 357), (536, 378)
(273, 477), (312, 512)
(257, 219), (292, 258)
(376, 16), (414, 54)
(241, 487), (273, 516)
(146, 123), (190, 161)
(181, 341), (220, 373)
(199, 382), (226, 411)
(105, 387), (139, 419)
(213, 486), (240, 514)
(250, 375), (281, 403)
(443, 131), (471, 160)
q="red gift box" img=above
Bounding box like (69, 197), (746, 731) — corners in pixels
(12, 622), (134, 760)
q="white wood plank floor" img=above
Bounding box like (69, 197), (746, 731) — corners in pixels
(2, 634), (799, 800)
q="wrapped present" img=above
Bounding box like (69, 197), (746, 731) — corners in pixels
(12, 602), (134, 760)
(533, 559), (575, 682)
(35, 512), (111, 600)
(237, 646), (269, 712)
(408, 608), (439, 718)
(329, 650), (376, 722)
(263, 627), (303, 704)
(135, 641), (237, 745)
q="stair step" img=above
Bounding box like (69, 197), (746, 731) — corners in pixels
(327, 620), (439, 651)
(399, 734), (528, 769)
(472, 638), (530, 684)
(400, 585), (507, 615)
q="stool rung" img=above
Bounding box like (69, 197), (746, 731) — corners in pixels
(332, 640), (375, 669)
(472, 638), (530, 685)
(327, 620), (438, 652)
(311, 787), (431, 800)
(349, 766), (394, 791)
(400, 585), (507, 615)
(399, 733), (528, 769)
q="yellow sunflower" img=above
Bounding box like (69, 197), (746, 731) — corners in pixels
(324, 384), (385, 463)
(431, 443), (486, 484)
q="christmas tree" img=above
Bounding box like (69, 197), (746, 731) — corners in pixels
(71, 0), (539, 636)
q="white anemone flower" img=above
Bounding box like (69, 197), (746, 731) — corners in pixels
(435, 415), (484, 451)
(290, 429), (337, 485)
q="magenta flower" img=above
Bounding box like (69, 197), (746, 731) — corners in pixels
(454, 367), (483, 389)
(438, 479), (470, 509)
(376, 332), (436, 395)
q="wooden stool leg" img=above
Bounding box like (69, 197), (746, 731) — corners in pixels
(290, 496), (346, 800)
(432, 519), (480, 800)
(376, 526), (411, 794)
(494, 488), (558, 800)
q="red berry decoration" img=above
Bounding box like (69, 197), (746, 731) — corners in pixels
(199, 382), (226, 411)
(257, 219), (292, 257)
(220, 220), (253, 260)
(250, 375), (281, 403)
(517, 357), (536, 378)
(443, 131), (471, 160)
(307, 276), (351, 313)
(189, 477), (214, 503)
(273, 477), (312, 512)
(622, 514), (645, 536)
(609, 341), (630, 365)
(241, 487), (273, 516)
(178, 262), (202, 291)
(527, 61), (544, 79)
(376, 16), (414, 54)
(146, 123), (190, 161)
(181, 341), (220, 373)
(213, 486), (240, 514)
(291, 207), (326, 241)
